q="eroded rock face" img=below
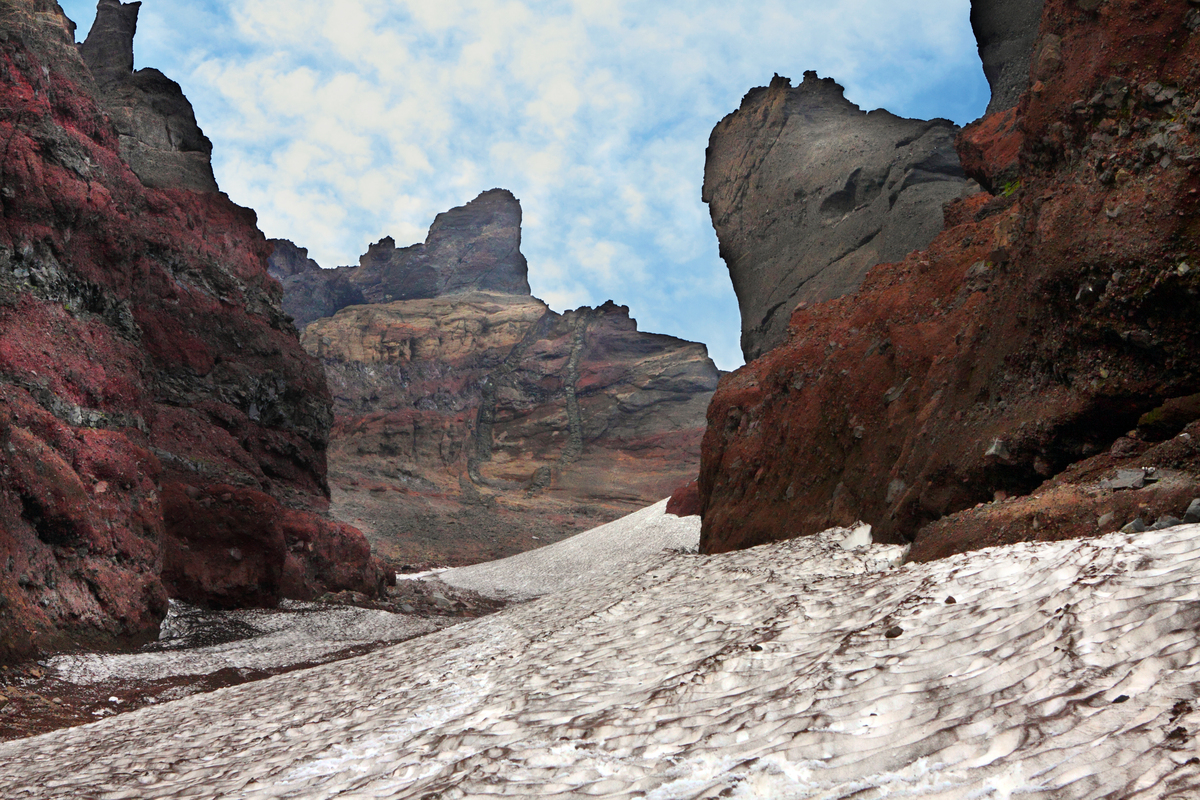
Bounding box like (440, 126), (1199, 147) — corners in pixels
(352, 189), (531, 303)
(0, 0), (379, 662)
(80, 0), (218, 192)
(703, 72), (971, 361)
(267, 240), (365, 330)
(971, 0), (1046, 114)
(302, 293), (719, 566)
(267, 189), (529, 329)
(699, 0), (1200, 557)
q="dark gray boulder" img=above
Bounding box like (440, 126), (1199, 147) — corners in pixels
(703, 72), (970, 361)
(80, 0), (218, 192)
(971, 0), (1046, 113)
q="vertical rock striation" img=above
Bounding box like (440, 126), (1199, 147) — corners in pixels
(699, 0), (1200, 557)
(703, 71), (971, 362)
(281, 196), (719, 567)
(0, 0), (380, 663)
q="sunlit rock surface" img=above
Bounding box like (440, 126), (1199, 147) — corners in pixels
(276, 198), (720, 567)
(1, 505), (1197, 798)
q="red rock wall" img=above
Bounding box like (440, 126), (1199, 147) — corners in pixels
(699, 0), (1200, 555)
(0, 1), (379, 662)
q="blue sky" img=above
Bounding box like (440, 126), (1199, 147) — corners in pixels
(60, 0), (989, 370)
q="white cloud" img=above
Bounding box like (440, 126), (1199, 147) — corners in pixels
(57, 0), (988, 370)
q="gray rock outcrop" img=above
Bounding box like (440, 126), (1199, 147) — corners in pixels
(270, 189), (531, 328)
(971, 0), (1046, 114)
(352, 188), (531, 303)
(267, 241), (365, 329)
(80, 0), (218, 192)
(702, 72), (970, 361)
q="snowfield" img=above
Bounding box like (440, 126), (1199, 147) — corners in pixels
(2, 500), (1199, 798)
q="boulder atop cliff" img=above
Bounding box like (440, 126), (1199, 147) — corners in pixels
(703, 71), (970, 361)
(80, 0), (218, 192)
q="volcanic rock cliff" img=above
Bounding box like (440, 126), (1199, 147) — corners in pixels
(703, 72), (972, 361)
(274, 193), (719, 566)
(0, 0), (381, 663)
(700, 0), (1200, 557)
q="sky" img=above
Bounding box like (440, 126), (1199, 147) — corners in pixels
(59, 0), (989, 370)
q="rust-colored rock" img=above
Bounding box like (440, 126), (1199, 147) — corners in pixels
(303, 293), (718, 566)
(700, 0), (1200, 557)
(0, 0), (380, 662)
(666, 480), (701, 518)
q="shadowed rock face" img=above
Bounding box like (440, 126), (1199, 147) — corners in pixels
(268, 189), (530, 329)
(278, 195), (719, 566)
(80, 0), (218, 192)
(0, 0), (380, 663)
(971, 0), (1046, 114)
(703, 72), (970, 361)
(699, 0), (1200, 557)
(354, 188), (531, 303)
(268, 241), (365, 330)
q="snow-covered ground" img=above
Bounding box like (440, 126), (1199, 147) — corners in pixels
(1, 502), (1199, 798)
(46, 601), (451, 684)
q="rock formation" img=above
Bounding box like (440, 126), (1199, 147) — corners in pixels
(277, 197), (719, 566)
(702, 71), (971, 361)
(79, 0), (218, 192)
(699, 0), (1200, 558)
(269, 189), (530, 330)
(0, 0), (381, 663)
(971, 0), (1046, 114)
(268, 240), (365, 330)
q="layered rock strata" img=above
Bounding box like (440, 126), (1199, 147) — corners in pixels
(702, 71), (971, 361)
(279, 198), (720, 566)
(700, 0), (1200, 557)
(0, 0), (380, 663)
(304, 294), (718, 566)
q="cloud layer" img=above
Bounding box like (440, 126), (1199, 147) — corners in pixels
(61, 0), (989, 369)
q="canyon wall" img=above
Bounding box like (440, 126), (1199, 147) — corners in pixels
(0, 0), (381, 663)
(275, 193), (719, 566)
(699, 0), (1200, 557)
(703, 72), (971, 362)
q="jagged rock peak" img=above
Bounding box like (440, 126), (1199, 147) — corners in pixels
(356, 188), (531, 302)
(268, 239), (321, 279)
(79, 0), (139, 86)
(971, 0), (1046, 113)
(78, 0), (218, 193)
(271, 189), (530, 328)
(704, 71), (969, 361)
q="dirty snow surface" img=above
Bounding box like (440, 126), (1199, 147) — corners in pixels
(439, 498), (702, 599)
(45, 600), (450, 684)
(2, 506), (1200, 799)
